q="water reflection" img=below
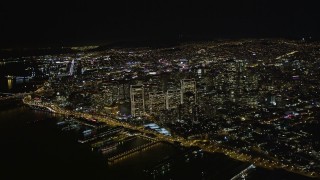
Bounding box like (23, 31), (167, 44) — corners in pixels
(7, 79), (12, 90)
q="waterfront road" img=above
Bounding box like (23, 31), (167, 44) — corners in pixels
(22, 97), (320, 179)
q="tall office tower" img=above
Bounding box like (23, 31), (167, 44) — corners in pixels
(130, 85), (145, 117)
(269, 95), (276, 106)
(69, 59), (75, 76)
(143, 83), (159, 112)
(166, 89), (181, 110)
(121, 84), (130, 100)
(181, 79), (197, 104)
(236, 59), (246, 96)
(108, 82), (119, 102)
(179, 91), (197, 122)
(236, 59), (246, 73)
(148, 91), (166, 115)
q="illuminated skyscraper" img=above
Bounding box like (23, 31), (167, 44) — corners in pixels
(130, 85), (145, 117)
(179, 91), (197, 122)
(179, 79), (198, 122)
(181, 79), (196, 104)
(148, 91), (166, 115)
(166, 89), (181, 110)
(270, 95), (276, 106)
(69, 59), (75, 76)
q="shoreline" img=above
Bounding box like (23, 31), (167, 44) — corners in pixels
(22, 96), (320, 179)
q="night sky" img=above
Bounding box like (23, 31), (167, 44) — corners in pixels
(0, 1), (319, 48)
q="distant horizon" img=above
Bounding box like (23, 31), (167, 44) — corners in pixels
(0, 35), (318, 50)
(0, 37), (317, 59)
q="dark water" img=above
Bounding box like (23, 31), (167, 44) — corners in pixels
(0, 102), (108, 180)
(0, 62), (36, 93)
(0, 101), (315, 180)
(0, 102), (181, 179)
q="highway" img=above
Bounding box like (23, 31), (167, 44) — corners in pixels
(275, 51), (299, 60)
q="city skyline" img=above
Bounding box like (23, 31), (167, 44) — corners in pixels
(1, 38), (320, 179)
(1, 1), (320, 180)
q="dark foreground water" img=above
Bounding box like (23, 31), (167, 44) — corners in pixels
(0, 101), (315, 180)
(0, 61), (40, 93)
(0, 101), (108, 180)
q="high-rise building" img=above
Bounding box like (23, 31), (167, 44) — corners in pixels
(166, 89), (181, 110)
(270, 95), (276, 106)
(181, 79), (196, 104)
(130, 85), (145, 117)
(179, 91), (197, 122)
(236, 59), (246, 73)
(148, 91), (166, 115)
(179, 79), (198, 122)
(69, 59), (75, 76)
